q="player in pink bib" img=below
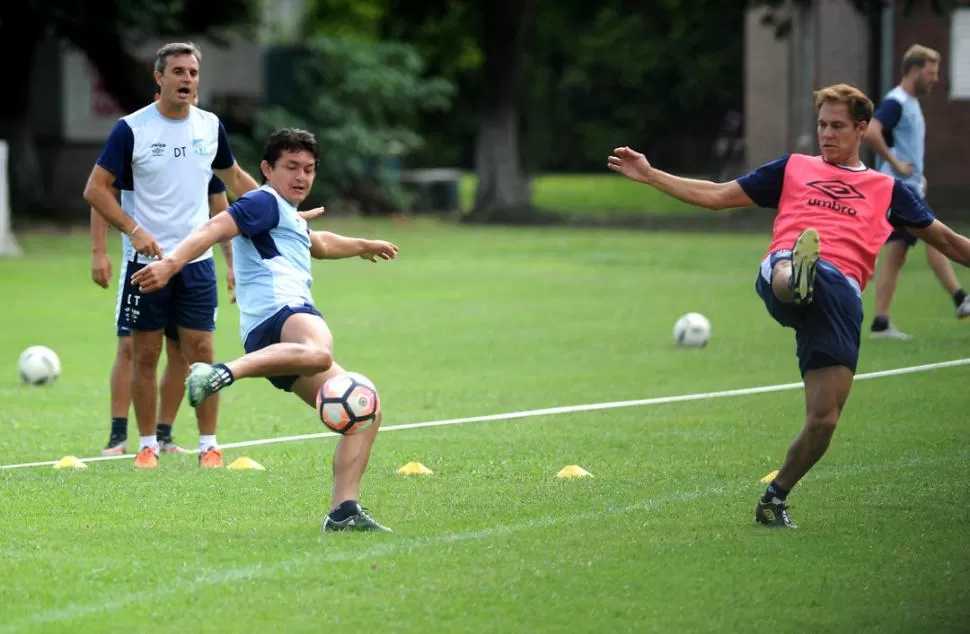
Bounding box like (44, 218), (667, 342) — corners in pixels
(608, 83), (970, 529)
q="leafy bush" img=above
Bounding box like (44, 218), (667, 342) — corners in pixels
(232, 36), (454, 212)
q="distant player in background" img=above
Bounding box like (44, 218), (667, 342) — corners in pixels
(132, 128), (398, 531)
(864, 45), (970, 339)
(85, 42), (263, 469)
(608, 83), (970, 529)
(90, 90), (234, 456)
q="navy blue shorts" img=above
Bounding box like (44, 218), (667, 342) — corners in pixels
(116, 270), (179, 341)
(120, 258), (218, 334)
(886, 227), (918, 248)
(244, 303), (324, 392)
(117, 320), (180, 341)
(755, 253), (863, 376)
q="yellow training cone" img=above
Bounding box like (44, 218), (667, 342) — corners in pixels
(396, 462), (433, 476)
(556, 465), (593, 479)
(760, 470), (779, 484)
(53, 456), (87, 470)
(227, 457), (265, 471)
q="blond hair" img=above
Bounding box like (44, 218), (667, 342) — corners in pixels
(902, 44), (940, 74)
(814, 83), (874, 125)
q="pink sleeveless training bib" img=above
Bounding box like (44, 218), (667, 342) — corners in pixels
(767, 154), (895, 289)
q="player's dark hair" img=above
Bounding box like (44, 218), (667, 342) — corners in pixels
(261, 128), (320, 167)
(813, 83), (873, 125)
(154, 42), (201, 74)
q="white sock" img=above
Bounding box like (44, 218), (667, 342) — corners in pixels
(139, 436), (159, 452)
(199, 435), (217, 453)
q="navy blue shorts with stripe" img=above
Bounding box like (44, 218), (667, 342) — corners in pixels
(120, 258), (218, 334)
(886, 227), (918, 248)
(117, 320), (180, 341)
(244, 303), (324, 392)
(755, 252), (864, 376)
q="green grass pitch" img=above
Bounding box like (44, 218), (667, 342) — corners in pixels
(1, 217), (968, 633)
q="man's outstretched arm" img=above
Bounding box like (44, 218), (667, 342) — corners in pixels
(888, 180), (970, 267)
(608, 146), (758, 210)
(309, 231), (399, 261)
(909, 221), (970, 267)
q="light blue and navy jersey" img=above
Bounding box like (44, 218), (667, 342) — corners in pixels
(873, 86), (925, 196)
(227, 185), (313, 343)
(97, 103), (235, 263)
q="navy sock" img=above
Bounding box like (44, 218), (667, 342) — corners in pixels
(156, 424), (173, 442)
(871, 315), (890, 332)
(110, 417), (128, 438)
(212, 363), (235, 389)
(953, 289), (967, 308)
(328, 500), (360, 521)
(762, 480), (790, 504)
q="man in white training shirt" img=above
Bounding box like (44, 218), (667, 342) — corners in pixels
(132, 128), (399, 531)
(90, 89), (233, 458)
(84, 42), (261, 469)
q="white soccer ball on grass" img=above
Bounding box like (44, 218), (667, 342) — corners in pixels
(673, 313), (711, 348)
(18, 345), (61, 385)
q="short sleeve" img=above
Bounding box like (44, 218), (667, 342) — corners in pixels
(227, 190), (280, 238)
(736, 155), (789, 209)
(96, 120), (134, 189)
(212, 121), (235, 170)
(873, 98), (903, 134)
(887, 180), (935, 229)
(208, 176), (227, 195)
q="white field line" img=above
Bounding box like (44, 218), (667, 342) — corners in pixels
(1, 450), (959, 633)
(1, 357), (968, 471)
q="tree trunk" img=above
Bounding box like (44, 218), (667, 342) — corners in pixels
(471, 106), (531, 220)
(463, 0), (539, 223)
(0, 7), (46, 213)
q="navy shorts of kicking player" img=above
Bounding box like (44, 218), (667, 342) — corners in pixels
(120, 257), (218, 335)
(243, 303), (324, 392)
(755, 250), (864, 376)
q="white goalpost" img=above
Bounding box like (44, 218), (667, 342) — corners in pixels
(0, 140), (22, 257)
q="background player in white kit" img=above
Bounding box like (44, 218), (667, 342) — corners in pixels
(864, 44), (970, 339)
(84, 42), (261, 469)
(90, 89), (234, 456)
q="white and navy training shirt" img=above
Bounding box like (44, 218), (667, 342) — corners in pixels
(97, 103), (235, 263)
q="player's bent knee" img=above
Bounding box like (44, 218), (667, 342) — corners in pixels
(806, 410), (839, 436)
(305, 346), (333, 374)
(165, 338), (188, 365)
(133, 353), (161, 376)
(180, 336), (214, 363)
(132, 339), (163, 368)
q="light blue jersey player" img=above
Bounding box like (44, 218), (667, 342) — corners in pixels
(864, 44), (970, 339)
(84, 42), (262, 469)
(132, 128), (400, 532)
